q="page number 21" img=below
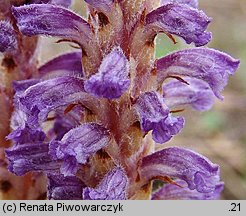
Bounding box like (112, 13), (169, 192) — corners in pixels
(229, 203), (240, 212)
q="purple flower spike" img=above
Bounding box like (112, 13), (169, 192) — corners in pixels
(5, 143), (60, 176)
(18, 76), (85, 124)
(12, 4), (91, 44)
(140, 147), (221, 193)
(50, 123), (110, 175)
(3, 0), (238, 200)
(145, 4), (211, 46)
(163, 77), (216, 111)
(48, 174), (85, 200)
(0, 21), (17, 53)
(30, 0), (72, 8)
(83, 167), (128, 200)
(152, 180), (224, 200)
(157, 48), (240, 99)
(161, 0), (198, 8)
(39, 52), (83, 79)
(85, 47), (130, 99)
(135, 91), (184, 144)
(84, 0), (114, 13)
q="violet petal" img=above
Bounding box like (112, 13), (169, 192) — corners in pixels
(140, 147), (221, 193)
(152, 114), (185, 144)
(7, 125), (46, 145)
(135, 91), (169, 132)
(85, 47), (130, 99)
(0, 21), (17, 53)
(50, 123), (110, 172)
(161, 0), (198, 8)
(5, 143), (60, 176)
(152, 180), (224, 200)
(163, 77), (216, 111)
(145, 3), (211, 46)
(84, 0), (114, 12)
(47, 174), (85, 200)
(7, 108), (46, 145)
(157, 48), (240, 99)
(39, 52), (83, 79)
(53, 114), (80, 141)
(30, 0), (72, 7)
(18, 76), (85, 124)
(50, 104), (84, 141)
(12, 4), (91, 44)
(60, 156), (78, 177)
(135, 91), (184, 144)
(13, 79), (40, 93)
(83, 167), (128, 200)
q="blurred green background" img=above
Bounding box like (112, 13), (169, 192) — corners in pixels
(39, 0), (246, 199)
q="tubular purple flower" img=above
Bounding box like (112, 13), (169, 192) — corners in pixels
(135, 91), (184, 144)
(39, 52), (83, 79)
(145, 3), (211, 46)
(5, 143), (60, 176)
(157, 48), (240, 99)
(83, 167), (128, 200)
(152, 180), (224, 200)
(49, 123), (110, 175)
(163, 77), (216, 111)
(84, 47), (130, 99)
(152, 114), (185, 143)
(48, 174), (85, 200)
(12, 4), (92, 45)
(17, 76), (85, 125)
(140, 147), (221, 193)
(135, 91), (170, 132)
